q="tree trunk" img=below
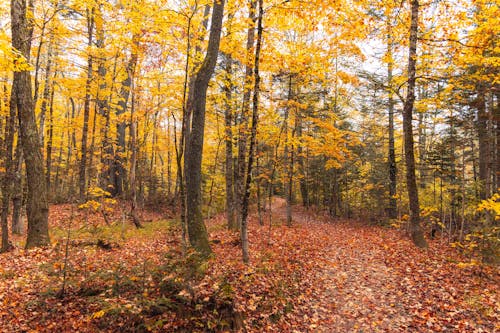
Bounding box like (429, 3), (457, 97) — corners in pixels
(11, 0), (50, 248)
(38, 40), (53, 149)
(185, 0), (225, 257)
(224, 56), (236, 229)
(129, 88), (142, 228)
(114, 37), (139, 197)
(79, 7), (94, 200)
(387, 21), (397, 219)
(236, 0), (257, 228)
(477, 86), (490, 200)
(284, 75), (293, 226)
(296, 113), (308, 207)
(402, 0), (427, 248)
(12, 143), (23, 235)
(1, 87), (16, 252)
(241, 0), (263, 263)
(46, 72), (56, 192)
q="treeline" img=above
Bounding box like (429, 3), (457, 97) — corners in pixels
(0, 0), (498, 260)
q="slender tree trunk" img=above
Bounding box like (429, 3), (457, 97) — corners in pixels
(284, 75), (293, 226)
(79, 7), (95, 200)
(296, 113), (308, 207)
(1, 88), (16, 252)
(241, 0), (263, 263)
(387, 21), (397, 219)
(129, 88), (142, 228)
(46, 73), (56, 192)
(38, 40), (53, 149)
(402, 0), (427, 248)
(12, 0), (50, 248)
(12, 144), (23, 235)
(185, 0), (225, 256)
(224, 55), (236, 229)
(477, 86), (490, 199)
(114, 37), (139, 197)
(236, 0), (257, 228)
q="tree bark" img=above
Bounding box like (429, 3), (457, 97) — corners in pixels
(79, 7), (94, 200)
(402, 0), (427, 248)
(284, 75), (293, 226)
(241, 0), (263, 263)
(387, 21), (397, 219)
(185, 0), (225, 257)
(477, 86), (490, 199)
(114, 37), (139, 197)
(11, 0), (50, 248)
(236, 0), (257, 228)
(12, 144), (23, 235)
(1, 87), (16, 252)
(224, 55), (236, 230)
(46, 72), (56, 192)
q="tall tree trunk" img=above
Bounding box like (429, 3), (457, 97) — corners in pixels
(1, 88), (16, 252)
(296, 112), (308, 207)
(236, 0), (257, 228)
(114, 37), (139, 197)
(284, 75), (293, 226)
(38, 39), (53, 149)
(79, 7), (95, 200)
(241, 0), (263, 263)
(96, 10), (114, 194)
(129, 88), (142, 228)
(402, 0), (427, 248)
(224, 55), (236, 230)
(12, 144), (23, 235)
(387, 21), (397, 219)
(477, 86), (490, 199)
(185, 0), (225, 256)
(11, 0), (50, 248)
(45, 73), (56, 192)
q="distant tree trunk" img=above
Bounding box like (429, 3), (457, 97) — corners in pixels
(477, 86), (490, 200)
(38, 40), (53, 149)
(236, 0), (257, 228)
(96, 10), (114, 195)
(114, 37), (139, 197)
(241, 0), (263, 263)
(11, 0), (50, 248)
(1, 89), (16, 252)
(12, 144), (23, 235)
(79, 7), (95, 200)
(46, 72), (56, 192)
(256, 145), (264, 225)
(185, 0), (225, 256)
(402, 0), (427, 248)
(387, 21), (397, 219)
(224, 55), (236, 230)
(296, 113), (308, 207)
(129, 89), (142, 228)
(284, 75), (293, 226)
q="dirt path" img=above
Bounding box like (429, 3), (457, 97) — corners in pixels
(258, 198), (498, 332)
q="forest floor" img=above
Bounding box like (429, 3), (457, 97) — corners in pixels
(0, 198), (498, 332)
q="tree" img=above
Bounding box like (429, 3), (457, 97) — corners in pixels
(240, 0), (263, 263)
(184, 0), (225, 256)
(402, 0), (427, 248)
(11, 0), (50, 248)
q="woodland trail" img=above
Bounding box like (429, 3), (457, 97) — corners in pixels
(271, 199), (411, 331)
(207, 197), (499, 332)
(0, 202), (497, 332)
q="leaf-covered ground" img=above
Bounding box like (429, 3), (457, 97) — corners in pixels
(0, 200), (498, 332)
